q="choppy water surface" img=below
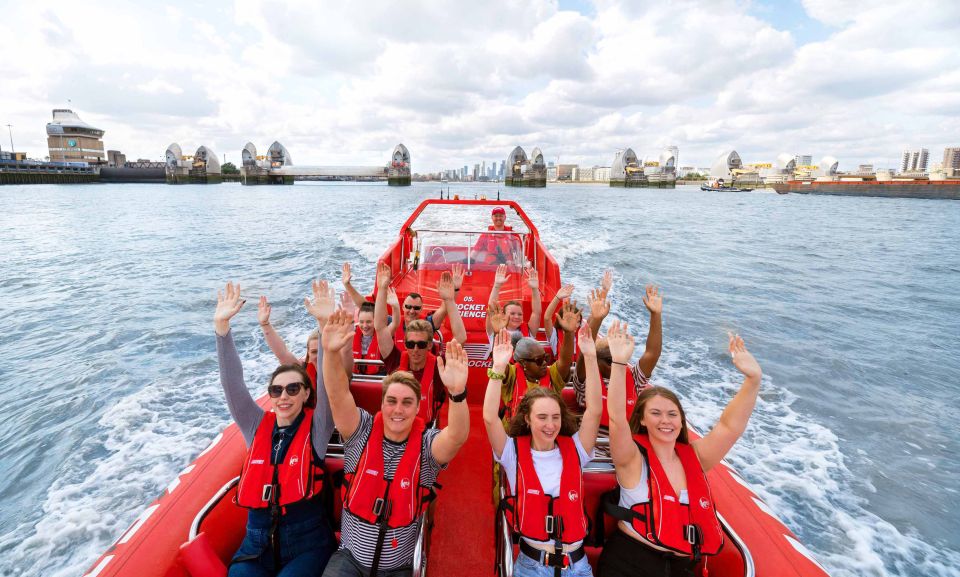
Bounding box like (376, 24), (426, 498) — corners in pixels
(0, 182), (958, 577)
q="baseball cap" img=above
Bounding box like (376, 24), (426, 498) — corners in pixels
(491, 207), (506, 215)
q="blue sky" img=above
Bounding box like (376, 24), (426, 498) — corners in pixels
(1, 0), (957, 172)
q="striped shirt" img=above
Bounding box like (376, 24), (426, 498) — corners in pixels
(339, 409), (445, 571)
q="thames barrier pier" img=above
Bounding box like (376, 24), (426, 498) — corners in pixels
(239, 142), (411, 186)
(504, 146), (546, 187)
(610, 147), (676, 188)
(165, 144), (222, 184)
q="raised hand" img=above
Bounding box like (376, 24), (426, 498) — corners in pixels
(643, 284), (663, 315)
(450, 262), (465, 290)
(494, 263), (510, 287)
(557, 300), (582, 333)
(491, 328), (514, 371)
(341, 262), (353, 287)
(214, 281), (245, 335)
(555, 284), (574, 301)
(340, 291), (358, 318)
(607, 320), (635, 363)
(304, 279), (336, 322)
(729, 333), (762, 380)
(601, 269), (613, 297)
(577, 321), (596, 357)
(386, 287), (400, 310)
(437, 271), (456, 301)
(589, 288), (610, 320)
(437, 339), (468, 394)
(257, 295), (272, 327)
(524, 266), (538, 289)
(488, 303), (507, 333)
(321, 309), (355, 352)
(377, 262), (392, 290)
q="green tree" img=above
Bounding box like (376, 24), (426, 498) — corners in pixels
(222, 162), (239, 174)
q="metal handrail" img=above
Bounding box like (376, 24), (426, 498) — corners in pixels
(189, 476), (240, 540)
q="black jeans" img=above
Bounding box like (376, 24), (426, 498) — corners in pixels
(321, 549), (413, 577)
(597, 530), (695, 577)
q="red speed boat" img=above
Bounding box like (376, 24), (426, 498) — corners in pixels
(83, 199), (831, 577)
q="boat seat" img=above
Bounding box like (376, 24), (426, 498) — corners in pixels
(349, 379), (384, 416)
(179, 532), (227, 577)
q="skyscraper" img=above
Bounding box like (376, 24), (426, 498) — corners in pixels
(794, 154), (813, 166)
(943, 147), (960, 177)
(900, 148), (929, 173)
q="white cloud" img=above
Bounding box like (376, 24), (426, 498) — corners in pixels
(0, 0), (957, 171)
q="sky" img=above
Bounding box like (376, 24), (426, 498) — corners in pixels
(1, 0), (958, 172)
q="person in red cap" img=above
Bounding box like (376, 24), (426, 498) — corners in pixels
(474, 206), (519, 266)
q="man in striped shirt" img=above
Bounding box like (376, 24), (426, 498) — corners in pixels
(319, 310), (470, 577)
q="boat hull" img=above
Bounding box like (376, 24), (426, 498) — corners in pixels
(771, 180), (960, 200)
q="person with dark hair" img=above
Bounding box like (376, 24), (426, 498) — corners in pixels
(215, 282), (338, 577)
(319, 310), (471, 577)
(352, 301), (390, 376)
(599, 321), (763, 577)
(483, 325), (602, 576)
(372, 262), (465, 353)
(572, 283), (663, 432)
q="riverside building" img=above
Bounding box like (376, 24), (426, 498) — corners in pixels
(46, 109), (105, 164)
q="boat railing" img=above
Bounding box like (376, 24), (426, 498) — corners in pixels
(189, 476), (239, 540)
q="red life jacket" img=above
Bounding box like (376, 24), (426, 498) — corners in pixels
(609, 435), (723, 559)
(342, 413), (433, 529)
(480, 225), (515, 264)
(398, 351), (439, 422)
(236, 409), (324, 509)
(507, 363), (554, 420)
(598, 369), (639, 429)
(504, 435), (587, 545)
(353, 326), (381, 375)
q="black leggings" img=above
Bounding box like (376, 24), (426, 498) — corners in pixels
(597, 530), (696, 577)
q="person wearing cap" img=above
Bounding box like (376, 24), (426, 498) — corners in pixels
(474, 206), (520, 266)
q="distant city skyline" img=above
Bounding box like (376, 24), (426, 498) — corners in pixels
(2, 1), (959, 172)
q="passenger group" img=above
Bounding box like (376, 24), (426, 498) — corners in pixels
(212, 205), (763, 577)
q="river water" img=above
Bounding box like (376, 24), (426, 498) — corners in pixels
(0, 182), (957, 577)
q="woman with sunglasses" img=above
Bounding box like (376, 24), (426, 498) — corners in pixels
(599, 322), (762, 577)
(484, 325), (603, 576)
(215, 281), (338, 577)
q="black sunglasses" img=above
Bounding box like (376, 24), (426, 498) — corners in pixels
(404, 304), (422, 311)
(520, 355), (548, 366)
(405, 340), (431, 350)
(268, 382), (305, 398)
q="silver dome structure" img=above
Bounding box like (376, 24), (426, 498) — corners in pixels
(165, 143), (183, 168)
(267, 141), (292, 168)
(611, 148), (639, 179)
(194, 146), (220, 173)
(529, 147), (545, 167)
(392, 144), (410, 167)
(711, 150), (742, 180)
(658, 148), (677, 173)
(506, 146), (527, 173)
(819, 156), (839, 176)
(775, 153), (797, 173)
(242, 143), (258, 167)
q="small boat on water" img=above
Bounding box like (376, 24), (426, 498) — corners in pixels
(82, 199), (831, 577)
(701, 184), (754, 192)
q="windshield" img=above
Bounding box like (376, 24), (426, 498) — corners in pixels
(408, 204), (532, 271)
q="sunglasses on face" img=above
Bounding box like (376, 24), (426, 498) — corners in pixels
(404, 304), (422, 311)
(268, 382), (305, 398)
(521, 355), (548, 366)
(405, 340), (431, 350)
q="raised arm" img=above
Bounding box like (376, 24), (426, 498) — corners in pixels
(386, 287), (400, 334)
(606, 321), (643, 487)
(320, 310), (361, 439)
(483, 329), (514, 458)
(577, 287), (610, 383)
(692, 333), (762, 473)
(429, 263), (463, 330)
(431, 339), (470, 464)
(525, 266), (542, 337)
(543, 284), (573, 341)
(309, 329), (335, 459)
(214, 282), (262, 443)
(437, 271), (466, 344)
(373, 263), (396, 358)
(636, 284), (663, 378)
(341, 262), (368, 308)
(553, 300), (581, 382)
(576, 323), (602, 453)
(485, 264), (510, 335)
(258, 295), (300, 365)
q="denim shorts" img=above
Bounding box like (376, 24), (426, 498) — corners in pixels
(230, 514), (337, 577)
(514, 550), (594, 577)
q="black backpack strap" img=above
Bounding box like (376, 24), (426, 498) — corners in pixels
(602, 486), (647, 524)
